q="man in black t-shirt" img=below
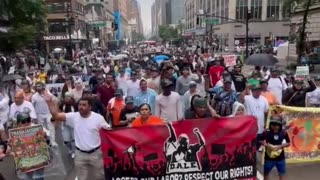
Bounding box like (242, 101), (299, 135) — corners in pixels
(260, 116), (290, 180)
(230, 64), (246, 92)
(119, 96), (139, 127)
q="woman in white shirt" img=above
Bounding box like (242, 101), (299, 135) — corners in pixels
(70, 79), (84, 102)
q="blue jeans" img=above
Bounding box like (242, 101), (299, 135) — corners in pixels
(264, 159), (286, 175)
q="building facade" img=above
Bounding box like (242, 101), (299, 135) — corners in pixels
(127, 0), (143, 43)
(168, 0), (186, 25)
(184, 0), (290, 50)
(113, 0), (129, 41)
(151, 0), (186, 37)
(44, 0), (87, 53)
(289, 4), (320, 56)
(85, 0), (114, 48)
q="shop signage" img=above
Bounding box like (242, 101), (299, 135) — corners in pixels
(43, 35), (68, 40)
(43, 34), (86, 41)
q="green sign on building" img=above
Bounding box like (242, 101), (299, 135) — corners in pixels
(205, 19), (219, 25)
(89, 21), (106, 28)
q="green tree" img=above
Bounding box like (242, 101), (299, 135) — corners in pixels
(283, 0), (320, 63)
(158, 25), (179, 42)
(0, 0), (47, 53)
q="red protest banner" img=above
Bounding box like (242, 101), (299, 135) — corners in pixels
(100, 116), (257, 180)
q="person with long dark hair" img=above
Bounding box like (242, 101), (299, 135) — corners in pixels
(131, 103), (163, 127)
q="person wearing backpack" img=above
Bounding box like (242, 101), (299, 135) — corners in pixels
(260, 116), (290, 180)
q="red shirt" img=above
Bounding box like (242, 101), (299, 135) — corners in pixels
(209, 65), (224, 87)
(97, 84), (115, 106)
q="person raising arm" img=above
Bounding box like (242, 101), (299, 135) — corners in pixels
(44, 92), (109, 180)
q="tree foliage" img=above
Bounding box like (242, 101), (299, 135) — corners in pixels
(0, 0), (47, 53)
(282, 0), (320, 63)
(158, 25), (179, 42)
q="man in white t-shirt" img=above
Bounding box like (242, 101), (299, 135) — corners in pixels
(32, 82), (57, 146)
(127, 72), (140, 97)
(244, 84), (269, 150)
(267, 68), (287, 104)
(155, 79), (183, 121)
(46, 95), (110, 180)
(9, 91), (37, 127)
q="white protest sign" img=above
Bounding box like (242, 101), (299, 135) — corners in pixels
(222, 55), (237, 67)
(295, 66), (309, 79)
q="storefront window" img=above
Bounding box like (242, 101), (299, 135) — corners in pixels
(236, 0), (248, 20)
(47, 2), (65, 13)
(251, 0), (262, 20)
(48, 22), (66, 33)
(267, 0), (280, 19)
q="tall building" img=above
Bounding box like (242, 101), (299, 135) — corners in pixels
(44, 0), (87, 53)
(184, 0), (290, 50)
(127, 0), (143, 42)
(151, 0), (169, 36)
(85, 0), (114, 48)
(168, 0), (186, 25)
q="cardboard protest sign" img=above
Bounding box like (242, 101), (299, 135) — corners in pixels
(9, 125), (50, 173)
(295, 66), (309, 79)
(222, 55), (237, 67)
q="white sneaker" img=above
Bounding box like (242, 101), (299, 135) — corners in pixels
(71, 153), (75, 159)
(51, 141), (58, 147)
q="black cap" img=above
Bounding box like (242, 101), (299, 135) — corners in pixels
(125, 96), (134, 104)
(17, 113), (31, 124)
(260, 79), (268, 84)
(161, 79), (173, 87)
(114, 89), (123, 96)
(223, 77), (232, 84)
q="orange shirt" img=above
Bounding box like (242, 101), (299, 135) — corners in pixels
(131, 115), (164, 127)
(261, 91), (279, 105)
(107, 98), (125, 126)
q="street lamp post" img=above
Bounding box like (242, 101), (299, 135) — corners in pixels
(65, 2), (73, 61)
(246, 9), (251, 58)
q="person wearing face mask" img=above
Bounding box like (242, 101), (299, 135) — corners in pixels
(282, 77), (316, 107)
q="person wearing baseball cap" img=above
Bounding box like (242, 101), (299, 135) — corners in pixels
(119, 96), (139, 127)
(183, 81), (201, 112)
(231, 64), (246, 92)
(155, 79), (183, 121)
(260, 115), (290, 180)
(282, 76), (316, 106)
(184, 95), (219, 119)
(243, 83), (269, 151)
